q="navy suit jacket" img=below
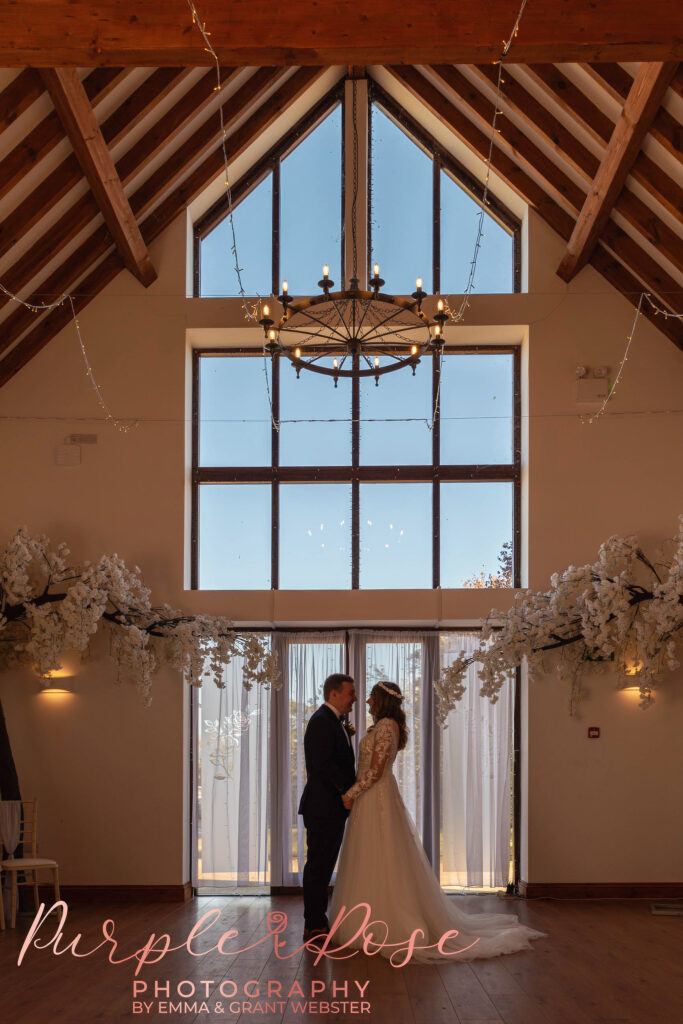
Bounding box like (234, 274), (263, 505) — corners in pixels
(298, 705), (356, 825)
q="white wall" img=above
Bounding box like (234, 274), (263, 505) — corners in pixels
(0, 207), (681, 885)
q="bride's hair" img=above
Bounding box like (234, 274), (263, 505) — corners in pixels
(369, 682), (408, 750)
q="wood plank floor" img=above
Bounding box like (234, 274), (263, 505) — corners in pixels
(1, 894), (681, 1023)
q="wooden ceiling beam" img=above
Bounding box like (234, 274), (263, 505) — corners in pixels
(0, 69), (44, 133)
(0, 67), (273, 338)
(430, 65), (586, 212)
(526, 64), (616, 144)
(129, 68), (294, 219)
(473, 63), (683, 247)
(0, 1), (680, 64)
(39, 67), (156, 287)
(430, 65), (683, 271)
(0, 67), (328, 382)
(386, 65), (682, 349)
(139, 68), (330, 236)
(587, 63), (682, 164)
(0, 66), (238, 265)
(525, 63), (683, 221)
(0, 67), (126, 203)
(557, 62), (679, 282)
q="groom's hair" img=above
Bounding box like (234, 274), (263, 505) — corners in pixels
(323, 673), (354, 701)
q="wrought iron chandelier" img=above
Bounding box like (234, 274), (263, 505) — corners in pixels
(258, 80), (447, 386)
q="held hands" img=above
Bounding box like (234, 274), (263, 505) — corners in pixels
(342, 793), (354, 810)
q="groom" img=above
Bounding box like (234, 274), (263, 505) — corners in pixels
(298, 672), (357, 942)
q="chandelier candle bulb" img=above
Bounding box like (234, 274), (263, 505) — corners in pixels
(416, 277), (422, 290)
(323, 265), (329, 278)
(374, 264), (380, 276)
(282, 281), (288, 292)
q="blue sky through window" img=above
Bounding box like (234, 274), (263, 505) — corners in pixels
(370, 106), (432, 294)
(280, 484), (352, 588)
(281, 105), (342, 295)
(196, 94), (517, 589)
(441, 169), (514, 294)
(200, 174), (272, 297)
(440, 482), (513, 587)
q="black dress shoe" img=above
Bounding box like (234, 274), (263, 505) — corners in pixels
(302, 926), (330, 943)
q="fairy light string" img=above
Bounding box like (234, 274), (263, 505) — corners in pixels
(69, 296), (137, 432)
(584, 293), (683, 424)
(186, 2), (280, 429)
(428, 0), (528, 431)
(0, 0), (678, 437)
(0, 281), (135, 431)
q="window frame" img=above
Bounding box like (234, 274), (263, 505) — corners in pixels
(368, 81), (522, 295)
(191, 345), (521, 590)
(193, 82), (346, 298)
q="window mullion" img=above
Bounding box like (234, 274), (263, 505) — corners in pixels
(433, 153), (441, 296)
(433, 351), (440, 589)
(352, 351), (360, 589)
(272, 354), (280, 590)
(343, 77), (369, 289)
(272, 159), (280, 298)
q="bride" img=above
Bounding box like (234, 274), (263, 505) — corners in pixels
(328, 680), (546, 963)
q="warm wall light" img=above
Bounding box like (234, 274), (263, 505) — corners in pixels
(35, 654), (80, 695)
(38, 678), (74, 697)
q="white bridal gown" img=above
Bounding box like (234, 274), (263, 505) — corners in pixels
(329, 717), (546, 963)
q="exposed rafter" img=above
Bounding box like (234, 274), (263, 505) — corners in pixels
(39, 67), (157, 287)
(388, 65), (683, 349)
(0, 2), (681, 65)
(0, 67), (329, 386)
(557, 62), (679, 282)
(0, 46), (679, 388)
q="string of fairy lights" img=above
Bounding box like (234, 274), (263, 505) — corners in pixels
(0, 0), (680, 434)
(426, 0), (527, 432)
(583, 293), (683, 424)
(186, 0), (259, 325)
(0, 283), (135, 431)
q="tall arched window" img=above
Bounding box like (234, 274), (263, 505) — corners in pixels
(192, 78), (521, 591)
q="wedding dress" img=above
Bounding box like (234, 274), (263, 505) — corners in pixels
(329, 717), (546, 963)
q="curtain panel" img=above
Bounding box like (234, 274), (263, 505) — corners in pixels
(194, 630), (513, 891)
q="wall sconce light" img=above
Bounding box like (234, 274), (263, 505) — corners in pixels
(38, 679), (73, 697)
(35, 655), (79, 696)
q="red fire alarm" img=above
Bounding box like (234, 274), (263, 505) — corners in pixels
(588, 727), (600, 738)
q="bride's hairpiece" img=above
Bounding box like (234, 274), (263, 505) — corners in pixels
(376, 681), (404, 701)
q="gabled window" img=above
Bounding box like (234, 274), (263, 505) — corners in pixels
(192, 79), (521, 592)
(369, 91), (519, 296)
(195, 96), (343, 298)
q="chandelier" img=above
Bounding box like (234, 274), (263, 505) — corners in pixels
(258, 80), (447, 386)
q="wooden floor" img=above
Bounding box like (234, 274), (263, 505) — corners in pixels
(1, 893), (681, 1023)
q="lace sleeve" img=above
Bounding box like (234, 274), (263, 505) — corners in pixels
(345, 718), (397, 799)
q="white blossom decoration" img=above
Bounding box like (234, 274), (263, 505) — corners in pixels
(0, 528), (279, 706)
(435, 518), (683, 721)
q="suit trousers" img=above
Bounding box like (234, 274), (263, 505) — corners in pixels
(302, 815), (346, 930)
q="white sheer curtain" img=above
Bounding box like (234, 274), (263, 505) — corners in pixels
(194, 645), (271, 890)
(439, 632), (514, 889)
(349, 632), (429, 835)
(273, 633), (346, 887)
(193, 629), (514, 892)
